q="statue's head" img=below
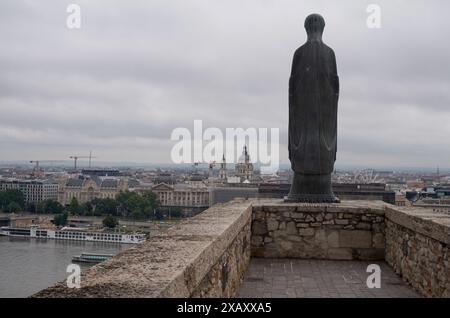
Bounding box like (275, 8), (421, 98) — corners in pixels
(304, 13), (325, 41)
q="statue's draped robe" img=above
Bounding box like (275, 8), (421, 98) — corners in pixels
(288, 41), (339, 175)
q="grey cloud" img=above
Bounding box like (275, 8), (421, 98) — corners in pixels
(0, 0), (449, 167)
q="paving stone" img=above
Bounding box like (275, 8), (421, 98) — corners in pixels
(238, 259), (421, 298)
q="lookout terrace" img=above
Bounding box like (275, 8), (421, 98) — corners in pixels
(34, 199), (449, 298)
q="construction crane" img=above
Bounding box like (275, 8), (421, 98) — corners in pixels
(29, 160), (64, 177)
(69, 151), (97, 170)
(208, 161), (216, 179)
(192, 161), (217, 179)
(29, 160), (41, 172)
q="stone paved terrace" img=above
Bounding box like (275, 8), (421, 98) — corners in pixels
(239, 259), (420, 298)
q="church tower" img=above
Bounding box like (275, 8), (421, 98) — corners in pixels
(219, 154), (227, 181)
(235, 145), (254, 182)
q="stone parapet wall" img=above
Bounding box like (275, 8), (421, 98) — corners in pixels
(191, 220), (251, 297)
(250, 200), (386, 260)
(33, 199), (253, 298)
(385, 206), (450, 297)
(33, 198), (450, 298)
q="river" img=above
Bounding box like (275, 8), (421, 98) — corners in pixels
(0, 236), (131, 298)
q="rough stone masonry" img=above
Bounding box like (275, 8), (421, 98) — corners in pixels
(251, 200), (385, 260)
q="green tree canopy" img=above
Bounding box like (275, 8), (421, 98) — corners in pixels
(91, 198), (119, 216)
(168, 207), (183, 219)
(68, 197), (80, 215)
(37, 199), (64, 214)
(79, 201), (93, 216)
(0, 189), (24, 212)
(116, 190), (159, 219)
(102, 215), (118, 229)
(53, 212), (68, 226)
(6, 201), (22, 213)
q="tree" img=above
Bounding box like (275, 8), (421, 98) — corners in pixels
(0, 190), (24, 212)
(79, 201), (93, 216)
(68, 197), (80, 215)
(37, 199), (64, 214)
(92, 198), (119, 216)
(131, 208), (143, 220)
(103, 215), (118, 229)
(141, 190), (159, 218)
(116, 191), (139, 217)
(80, 190), (160, 219)
(142, 190), (158, 208)
(26, 202), (36, 213)
(169, 207), (183, 219)
(116, 190), (160, 218)
(154, 209), (164, 220)
(7, 202), (22, 213)
(53, 212), (68, 226)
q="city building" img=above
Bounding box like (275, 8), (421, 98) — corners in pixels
(413, 198), (450, 214)
(332, 183), (396, 204)
(209, 183), (259, 205)
(234, 145), (254, 182)
(150, 182), (209, 214)
(219, 154), (227, 181)
(81, 169), (121, 177)
(395, 193), (410, 207)
(154, 173), (177, 185)
(258, 183), (291, 199)
(58, 176), (133, 205)
(257, 182), (396, 204)
(0, 178), (59, 204)
(406, 180), (426, 189)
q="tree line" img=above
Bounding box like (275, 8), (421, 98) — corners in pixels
(67, 190), (161, 219)
(0, 189), (170, 220)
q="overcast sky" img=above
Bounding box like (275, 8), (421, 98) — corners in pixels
(0, 0), (449, 169)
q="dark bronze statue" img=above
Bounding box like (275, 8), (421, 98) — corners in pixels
(286, 13), (340, 203)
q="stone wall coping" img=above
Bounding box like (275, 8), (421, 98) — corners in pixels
(33, 199), (253, 298)
(249, 199), (387, 214)
(385, 206), (450, 245)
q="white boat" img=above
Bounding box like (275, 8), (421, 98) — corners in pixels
(0, 226), (146, 244)
(72, 252), (115, 263)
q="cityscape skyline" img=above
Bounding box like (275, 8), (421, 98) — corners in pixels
(1, 159), (450, 173)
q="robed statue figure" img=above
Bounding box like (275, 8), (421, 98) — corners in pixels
(286, 14), (340, 203)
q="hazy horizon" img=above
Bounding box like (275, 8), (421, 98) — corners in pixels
(1, 160), (449, 174)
